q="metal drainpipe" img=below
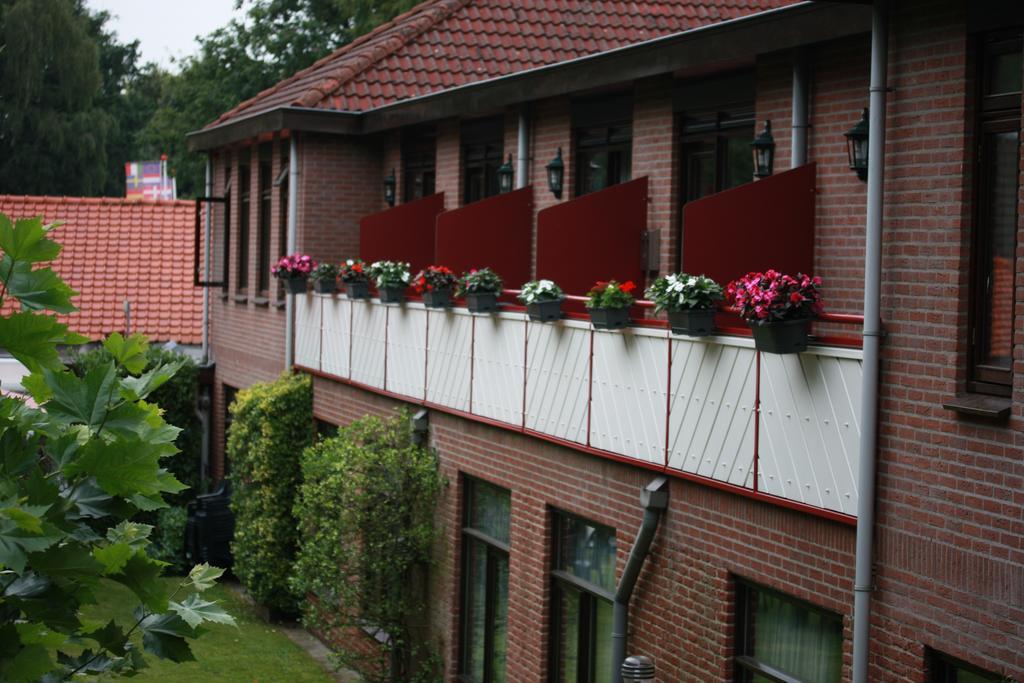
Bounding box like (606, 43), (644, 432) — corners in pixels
(612, 476), (669, 682)
(285, 135), (299, 369)
(516, 105), (529, 189)
(791, 46), (810, 168)
(202, 156), (212, 363)
(852, 1), (888, 681)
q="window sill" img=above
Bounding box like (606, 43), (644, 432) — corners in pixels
(273, 299), (286, 309)
(252, 296), (270, 307)
(942, 394), (1011, 420)
(232, 294), (248, 304)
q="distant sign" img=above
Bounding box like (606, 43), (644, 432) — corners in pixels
(125, 159), (176, 201)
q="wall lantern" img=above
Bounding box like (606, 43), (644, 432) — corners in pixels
(621, 655), (655, 683)
(546, 147), (565, 199)
(497, 154), (515, 194)
(383, 168), (396, 207)
(751, 120), (776, 179)
(844, 108), (870, 182)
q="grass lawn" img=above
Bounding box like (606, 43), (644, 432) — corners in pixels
(78, 578), (336, 682)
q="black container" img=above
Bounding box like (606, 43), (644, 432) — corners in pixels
(749, 318), (811, 354)
(284, 277), (307, 295)
(668, 308), (716, 336)
(422, 288), (453, 308)
(466, 292), (499, 313)
(345, 280), (370, 300)
(526, 299), (563, 322)
(312, 279), (337, 294)
(378, 285), (406, 304)
(589, 307), (630, 330)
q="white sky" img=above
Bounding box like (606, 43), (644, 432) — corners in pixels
(87, 0), (243, 71)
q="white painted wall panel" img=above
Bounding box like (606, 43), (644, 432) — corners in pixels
(590, 328), (667, 464)
(349, 302), (387, 389)
(758, 349), (862, 515)
(524, 320), (590, 444)
(295, 294), (322, 370)
(426, 309), (472, 412)
(472, 314), (526, 426)
(385, 305), (427, 399)
(667, 337), (756, 486)
(321, 297), (350, 378)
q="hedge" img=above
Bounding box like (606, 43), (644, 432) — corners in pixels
(292, 412), (444, 681)
(228, 371), (312, 615)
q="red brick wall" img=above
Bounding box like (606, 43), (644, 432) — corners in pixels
(633, 75), (679, 278)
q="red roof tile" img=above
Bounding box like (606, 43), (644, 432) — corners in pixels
(210, 0), (797, 127)
(0, 196), (202, 345)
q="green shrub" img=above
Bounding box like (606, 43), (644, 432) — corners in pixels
(292, 412), (445, 681)
(228, 372), (312, 615)
(150, 505), (189, 574)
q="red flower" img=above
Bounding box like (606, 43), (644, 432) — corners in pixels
(621, 281), (636, 293)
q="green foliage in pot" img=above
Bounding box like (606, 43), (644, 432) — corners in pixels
(292, 412), (445, 682)
(456, 267), (503, 296)
(227, 371), (312, 615)
(644, 273), (723, 314)
(0, 213), (232, 679)
(309, 262), (339, 284)
(584, 279), (636, 309)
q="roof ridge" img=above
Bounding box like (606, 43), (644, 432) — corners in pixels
(210, 0), (463, 126)
(0, 194), (196, 208)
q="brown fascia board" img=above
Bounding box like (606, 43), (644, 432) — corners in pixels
(188, 1), (870, 149)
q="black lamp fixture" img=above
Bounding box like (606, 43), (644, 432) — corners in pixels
(383, 168), (396, 206)
(497, 154), (515, 194)
(621, 655), (655, 683)
(546, 147), (565, 199)
(844, 108), (870, 182)
(751, 120), (776, 179)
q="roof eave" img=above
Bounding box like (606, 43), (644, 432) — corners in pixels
(187, 106), (361, 152)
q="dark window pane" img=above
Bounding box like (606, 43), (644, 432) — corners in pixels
(725, 135), (755, 189)
(492, 553), (509, 683)
(403, 129), (437, 203)
(464, 538), (488, 681)
(555, 584), (581, 682)
(988, 50), (1023, 96)
(237, 162), (250, 291)
(591, 596), (613, 682)
(981, 129), (1019, 370)
(687, 148), (717, 201)
(468, 480), (510, 544)
(557, 515), (616, 593)
(257, 152), (272, 293)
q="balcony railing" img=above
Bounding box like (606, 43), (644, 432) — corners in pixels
(295, 294), (864, 522)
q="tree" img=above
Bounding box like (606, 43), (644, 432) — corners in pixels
(0, 211), (232, 679)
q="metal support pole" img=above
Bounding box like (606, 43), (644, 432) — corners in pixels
(516, 105), (529, 189)
(791, 47), (810, 168)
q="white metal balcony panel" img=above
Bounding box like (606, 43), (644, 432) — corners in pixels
(667, 336), (756, 487)
(295, 295), (322, 370)
(349, 302), (387, 389)
(525, 320), (590, 445)
(426, 309), (472, 412)
(757, 347), (862, 515)
(590, 328), (667, 465)
(321, 297), (351, 378)
(472, 314), (526, 427)
(386, 305), (427, 399)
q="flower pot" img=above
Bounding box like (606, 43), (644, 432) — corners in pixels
(668, 308), (716, 336)
(589, 307), (630, 330)
(526, 299), (563, 322)
(312, 279), (336, 294)
(284, 277), (308, 295)
(466, 292), (499, 314)
(378, 285), (406, 304)
(749, 318), (811, 354)
(345, 280), (370, 300)
(422, 288), (452, 308)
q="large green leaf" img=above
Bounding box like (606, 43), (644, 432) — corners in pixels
(86, 619), (128, 657)
(63, 436), (165, 498)
(28, 542), (104, 578)
(44, 363), (117, 431)
(109, 550), (168, 612)
(103, 333), (149, 375)
(93, 542), (132, 575)
(105, 522), (153, 548)
(2, 260), (76, 313)
(139, 612), (197, 663)
(0, 644), (54, 683)
(187, 563), (225, 593)
(0, 513), (63, 573)
(169, 594), (236, 629)
(0, 313), (85, 375)
(119, 359), (184, 402)
(0, 216), (61, 263)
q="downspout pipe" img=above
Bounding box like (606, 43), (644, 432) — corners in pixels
(285, 134), (299, 369)
(202, 156), (212, 363)
(612, 476), (669, 682)
(791, 46), (810, 168)
(852, 1), (888, 681)
(516, 105), (529, 189)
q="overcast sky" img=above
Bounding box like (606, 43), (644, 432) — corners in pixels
(87, 0), (243, 70)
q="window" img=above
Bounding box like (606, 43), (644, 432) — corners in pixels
(969, 32), (1021, 396)
(277, 147), (289, 298)
(256, 143), (273, 295)
(462, 117), (504, 204)
(314, 419), (337, 440)
(236, 155), (251, 293)
(572, 94), (633, 197)
(930, 650), (1006, 682)
(734, 581), (842, 683)
(549, 511), (615, 683)
(460, 478), (510, 683)
(221, 157), (232, 294)
(403, 126), (436, 202)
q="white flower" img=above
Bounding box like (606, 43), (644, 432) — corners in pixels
(687, 277), (698, 287)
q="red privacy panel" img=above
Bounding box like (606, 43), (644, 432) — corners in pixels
(435, 187), (533, 288)
(536, 177), (648, 298)
(360, 193), (445, 275)
(683, 164), (816, 287)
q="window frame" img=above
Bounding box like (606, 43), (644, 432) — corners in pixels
(236, 155), (251, 294)
(548, 509), (616, 683)
(256, 143), (273, 296)
(929, 649), (1007, 682)
(458, 477), (511, 683)
(402, 126), (437, 203)
(461, 117), (504, 205)
(221, 158), (232, 295)
(573, 124), (633, 198)
(967, 32), (1022, 396)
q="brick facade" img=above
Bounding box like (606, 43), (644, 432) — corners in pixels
(205, 1), (1024, 679)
